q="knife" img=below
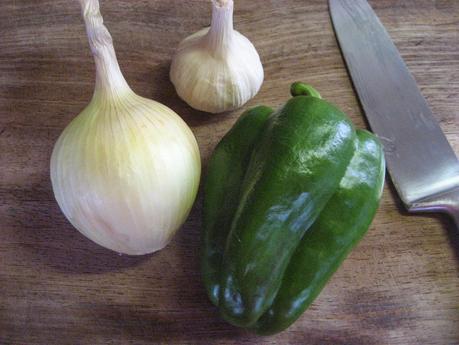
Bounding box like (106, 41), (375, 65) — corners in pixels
(329, 0), (459, 227)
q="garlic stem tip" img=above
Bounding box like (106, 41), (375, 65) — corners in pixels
(213, 0), (231, 7)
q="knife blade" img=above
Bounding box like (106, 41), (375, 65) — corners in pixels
(329, 0), (459, 226)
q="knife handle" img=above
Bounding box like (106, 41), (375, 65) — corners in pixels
(410, 188), (459, 229)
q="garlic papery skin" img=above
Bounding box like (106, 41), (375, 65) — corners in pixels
(170, 0), (264, 114)
(50, 0), (201, 255)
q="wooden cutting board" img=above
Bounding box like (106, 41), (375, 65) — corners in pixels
(1, 0), (458, 344)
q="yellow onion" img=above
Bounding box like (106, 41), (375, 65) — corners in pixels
(50, 0), (201, 255)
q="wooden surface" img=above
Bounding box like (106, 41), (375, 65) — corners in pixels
(1, 0), (458, 344)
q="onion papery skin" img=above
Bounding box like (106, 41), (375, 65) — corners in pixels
(51, 92), (201, 255)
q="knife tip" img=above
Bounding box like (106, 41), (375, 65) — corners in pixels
(328, 0), (339, 14)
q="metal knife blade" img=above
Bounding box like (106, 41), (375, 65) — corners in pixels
(329, 0), (459, 225)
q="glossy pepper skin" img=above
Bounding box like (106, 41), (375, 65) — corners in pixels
(253, 129), (385, 335)
(202, 105), (274, 305)
(201, 83), (385, 334)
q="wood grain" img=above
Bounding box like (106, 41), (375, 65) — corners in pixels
(0, 0), (458, 344)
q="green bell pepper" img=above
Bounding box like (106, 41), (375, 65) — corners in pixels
(253, 129), (385, 334)
(201, 83), (385, 334)
(202, 105), (274, 306)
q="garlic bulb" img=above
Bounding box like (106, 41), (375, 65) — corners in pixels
(170, 0), (264, 114)
(50, 0), (201, 255)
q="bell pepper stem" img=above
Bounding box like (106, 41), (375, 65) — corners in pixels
(290, 82), (321, 99)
